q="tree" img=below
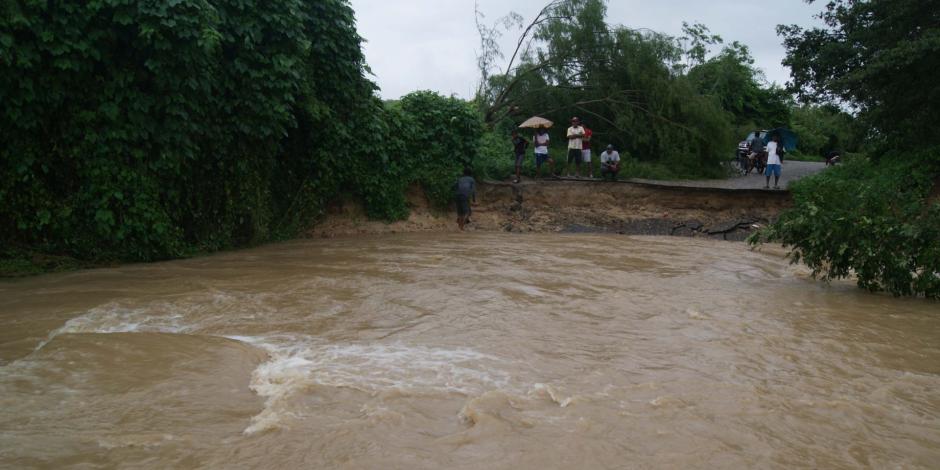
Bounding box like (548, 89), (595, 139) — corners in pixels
(789, 104), (859, 157)
(474, 0), (742, 177)
(676, 22), (723, 73)
(752, 0), (940, 298)
(778, 0), (940, 149)
(686, 41), (791, 134)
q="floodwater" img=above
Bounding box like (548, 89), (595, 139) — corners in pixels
(1, 234), (938, 469)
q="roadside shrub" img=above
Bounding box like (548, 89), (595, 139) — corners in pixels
(749, 149), (940, 298)
(474, 131), (515, 180)
(396, 91), (483, 209)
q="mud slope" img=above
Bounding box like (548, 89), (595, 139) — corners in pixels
(309, 180), (791, 240)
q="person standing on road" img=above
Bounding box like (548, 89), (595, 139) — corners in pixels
(764, 134), (784, 189)
(454, 167), (476, 230)
(533, 127), (553, 179)
(599, 144), (621, 181)
(566, 117), (585, 178)
(511, 130), (529, 184)
(581, 125), (594, 178)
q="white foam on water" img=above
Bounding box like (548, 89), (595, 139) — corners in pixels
(29, 289), (284, 355)
(685, 308), (707, 320)
(530, 383), (582, 408)
(56, 308), (188, 334)
(32, 304), (193, 352)
(232, 337), (513, 435)
(22, 304), (523, 437)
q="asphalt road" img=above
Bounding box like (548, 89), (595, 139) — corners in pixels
(623, 161), (827, 191)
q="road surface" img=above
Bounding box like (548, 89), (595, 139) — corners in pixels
(531, 161), (826, 192)
(624, 161), (827, 191)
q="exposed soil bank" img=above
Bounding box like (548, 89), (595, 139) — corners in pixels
(309, 180), (792, 241)
(2, 180), (789, 278)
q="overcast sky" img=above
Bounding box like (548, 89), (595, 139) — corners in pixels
(348, 0), (824, 99)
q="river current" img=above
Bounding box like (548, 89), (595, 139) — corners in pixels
(1, 234), (938, 469)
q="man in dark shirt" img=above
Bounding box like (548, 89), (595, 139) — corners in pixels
(454, 167), (476, 230)
(747, 130), (766, 175)
(511, 130), (529, 184)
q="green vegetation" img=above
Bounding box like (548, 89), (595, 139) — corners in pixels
(789, 105), (861, 159)
(751, 0), (940, 298)
(3, 0), (935, 300)
(756, 156), (939, 297)
(0, 0), (479, 275)
(474, 0), (793, 179)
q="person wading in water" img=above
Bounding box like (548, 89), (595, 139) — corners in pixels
(454, 167), (476, 230)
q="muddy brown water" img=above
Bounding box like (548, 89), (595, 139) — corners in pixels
(1, 234), (938, 469)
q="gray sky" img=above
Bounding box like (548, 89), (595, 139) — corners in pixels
(349, 0), (824, 99)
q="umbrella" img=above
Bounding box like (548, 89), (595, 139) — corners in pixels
(762, 127), (798, 152)
(518, 116), (553, 129)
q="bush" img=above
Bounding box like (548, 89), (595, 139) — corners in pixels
(0, 2), (482, 266)
(474, 131), (516, 180)
(1, 0), (368, 260)
(396, 91), (483, 210)
(749, 149), (940, 298)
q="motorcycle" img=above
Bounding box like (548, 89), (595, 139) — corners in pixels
(734, 141), (750, 175)
(749, 150), (767, 176)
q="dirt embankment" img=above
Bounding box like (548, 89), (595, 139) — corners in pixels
(309, 181), (792, 241)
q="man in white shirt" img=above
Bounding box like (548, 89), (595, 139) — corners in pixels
(533, 128), (554, 179)
(566, 117), (585, 177)
(764, 134), (784, 189)
(600, 144), (621, 181)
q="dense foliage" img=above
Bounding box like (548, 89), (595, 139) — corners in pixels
(788, 104), (861, 159)
(685, 43), (792, 137)
(0, 1), (480, 266)
(755, 154), (940, 298)
(475, 0), (792, 179)
(779, 0), (940, 150)
(752, 0), (940, 297)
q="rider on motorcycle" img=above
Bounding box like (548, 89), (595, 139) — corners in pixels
(747, 130), (767, 175)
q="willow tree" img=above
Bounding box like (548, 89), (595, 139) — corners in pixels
(474, 0), (746, 177)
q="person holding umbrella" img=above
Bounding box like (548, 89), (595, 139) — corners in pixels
(533, 127), (553, 179)
(518, 116), (555, 179)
